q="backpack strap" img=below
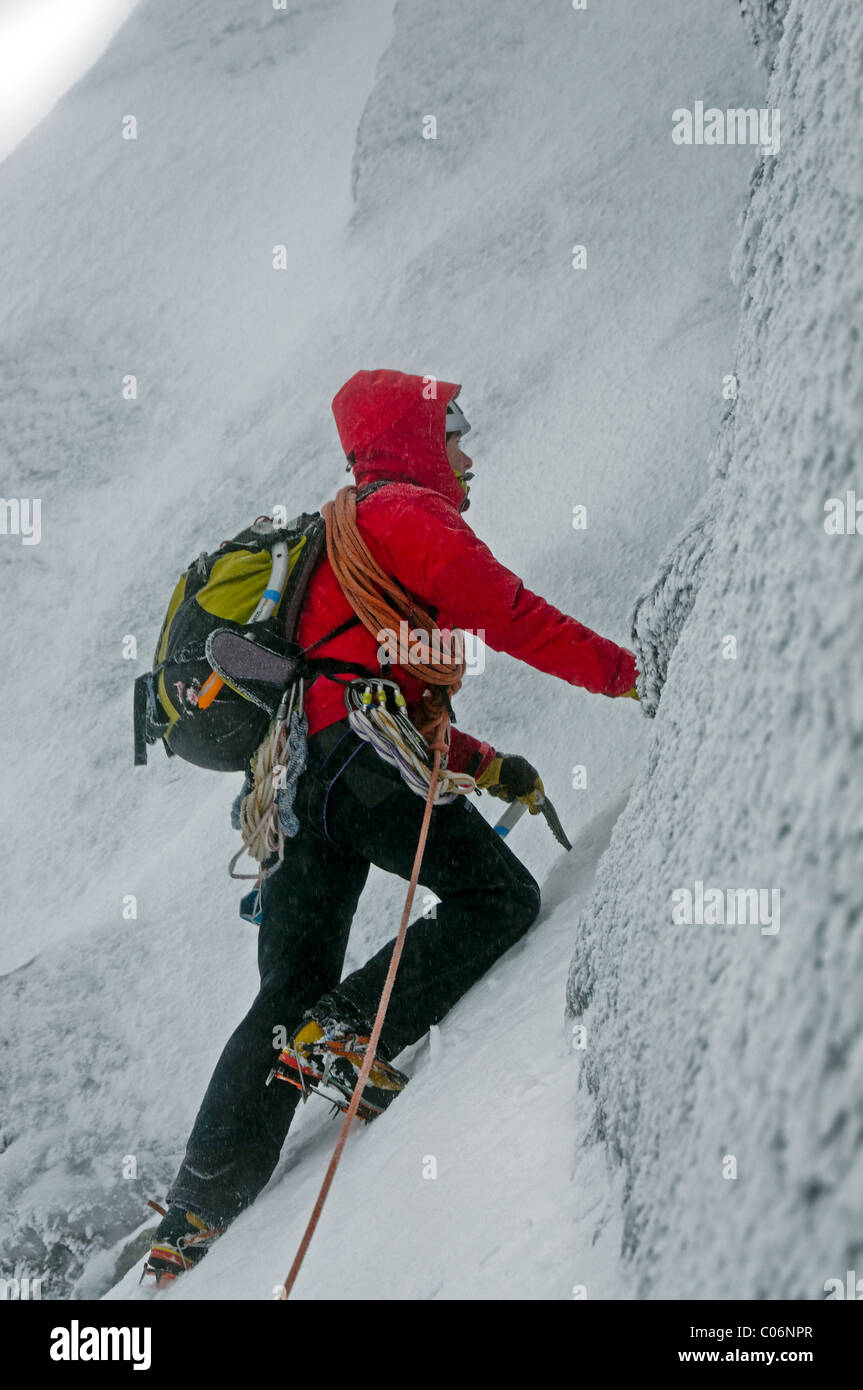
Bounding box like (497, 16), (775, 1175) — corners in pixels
(295, 479), (398, 658)
(278, 515), (326, 644)
(355, 480), (394, 501)
(133, 671), (172, 766)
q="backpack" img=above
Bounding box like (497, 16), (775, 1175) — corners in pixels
(133, 504), (375, 773)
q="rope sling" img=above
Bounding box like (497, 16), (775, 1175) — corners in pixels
(230, 484), (476, 882)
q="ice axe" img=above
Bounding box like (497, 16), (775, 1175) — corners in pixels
(493, 791), (572, 851)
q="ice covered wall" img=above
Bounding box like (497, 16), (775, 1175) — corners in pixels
(738, 0), (790, 70)
(568, 0), (863, 1298)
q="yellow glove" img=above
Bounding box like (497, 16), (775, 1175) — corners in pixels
(477, 754), (545, 814)
(620, 685), (640, 700)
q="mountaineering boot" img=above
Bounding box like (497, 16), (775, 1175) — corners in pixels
(140, 1202), (226, 1286)
(270, 995), (409, 1123)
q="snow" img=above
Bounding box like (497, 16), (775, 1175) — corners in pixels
(737, 0), (791, 70)
(568, 0), (863, 1300)
(0, 0), (788, 1300)
(0, 0), (139, 165)
(108, 800), (631, 1301)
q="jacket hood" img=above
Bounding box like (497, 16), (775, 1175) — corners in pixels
(331, 368), (465, 511)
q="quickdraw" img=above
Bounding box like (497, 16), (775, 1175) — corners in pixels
(344, 677), (476, 804)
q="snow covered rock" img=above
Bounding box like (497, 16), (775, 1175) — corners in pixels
(630, 444), (728, 718)
(569, 0), (863, 1299)
(737, 0), (791, 70)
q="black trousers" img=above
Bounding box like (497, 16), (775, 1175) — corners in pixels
(166, 719), (541, 1225)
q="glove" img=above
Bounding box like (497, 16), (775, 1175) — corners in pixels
(620, 685), (640, 700)
(477, 753), (545, 814)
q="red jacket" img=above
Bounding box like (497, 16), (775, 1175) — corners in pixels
(296, 369), (637, 774)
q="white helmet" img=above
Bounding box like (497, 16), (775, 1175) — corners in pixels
(445, 397), (471, 437)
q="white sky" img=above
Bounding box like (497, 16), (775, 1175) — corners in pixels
(0, 0), (138, 163)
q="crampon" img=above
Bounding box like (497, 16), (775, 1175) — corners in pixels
(268, 1017), (408, 1123)
(140, 1202), (226, 1287)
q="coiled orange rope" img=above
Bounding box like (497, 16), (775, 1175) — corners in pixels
(321, 485), (465, 750)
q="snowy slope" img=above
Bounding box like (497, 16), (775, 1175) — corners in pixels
(106, 803), (630, 1302)
(0, 0), (139, 164)
(567, 0), (863, 1300)
(0, 0), (759, 1299)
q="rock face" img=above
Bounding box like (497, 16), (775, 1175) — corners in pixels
(738, 0), (792, 69)
(567, 0), (863, 1299)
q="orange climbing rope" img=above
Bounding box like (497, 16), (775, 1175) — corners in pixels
(278, 485), (463, 1299)
(321, 484), (465, 746)
(279, 744), (442, 1299)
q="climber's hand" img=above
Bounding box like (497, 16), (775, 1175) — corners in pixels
(620, 685), (640, 700)
(477, 753), (545, 814)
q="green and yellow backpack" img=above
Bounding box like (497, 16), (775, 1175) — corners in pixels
(133, 505), (378, 773)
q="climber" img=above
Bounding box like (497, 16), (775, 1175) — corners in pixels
(143, 368), (639, 1282)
